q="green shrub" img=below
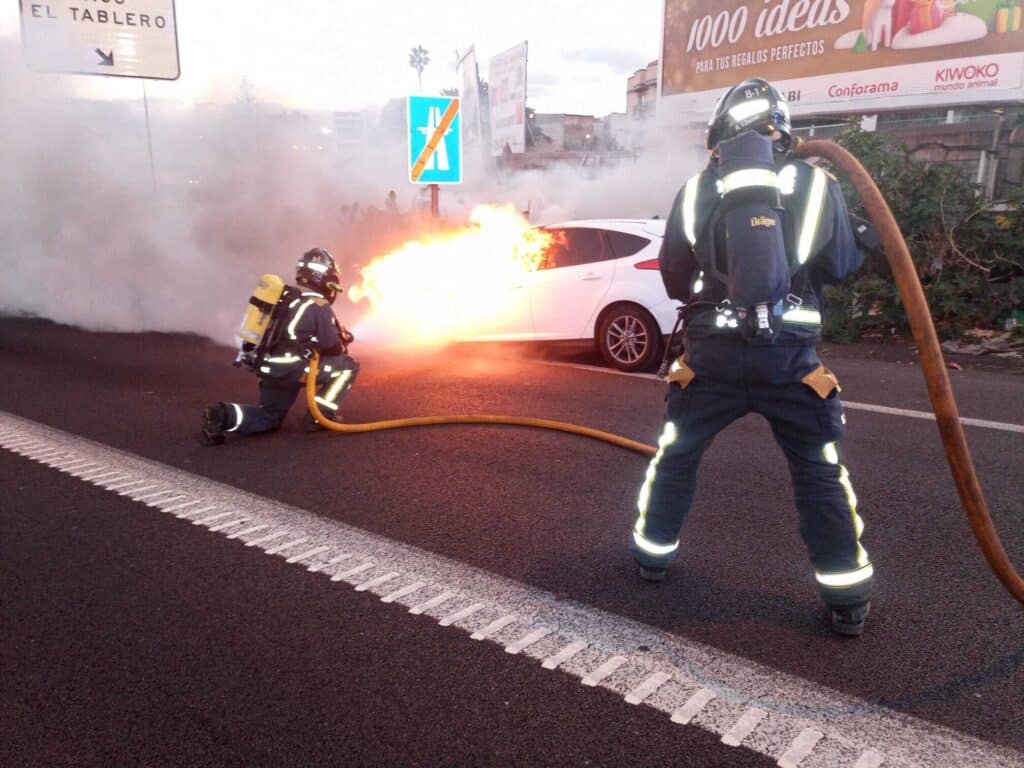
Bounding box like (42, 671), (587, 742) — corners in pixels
(819, 120), (1024, 342)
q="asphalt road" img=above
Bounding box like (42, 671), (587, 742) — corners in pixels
(1, 317), (1022, 767)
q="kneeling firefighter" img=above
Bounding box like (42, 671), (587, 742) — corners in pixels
(202, 248), (360, 444)
(631, 78), (876, 636)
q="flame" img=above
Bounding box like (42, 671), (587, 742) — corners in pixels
(347, 204), (552, 346)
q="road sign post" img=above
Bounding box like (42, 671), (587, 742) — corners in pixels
(408, 96), (462, 218)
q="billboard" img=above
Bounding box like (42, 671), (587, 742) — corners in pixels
(458, 46), (484, 145)
(659, 0), (1024, 123)
(488, 41), (528, 156)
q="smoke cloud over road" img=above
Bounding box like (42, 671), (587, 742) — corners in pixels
(0, 39), (701, 344)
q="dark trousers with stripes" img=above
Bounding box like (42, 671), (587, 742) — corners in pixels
(630, 337), (873, 608)
(227, 354), (359, 436)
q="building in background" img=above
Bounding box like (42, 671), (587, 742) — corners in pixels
(627, 60), (658, 150)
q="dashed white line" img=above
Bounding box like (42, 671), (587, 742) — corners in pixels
(227, 523), (268, 540)
(721, 707), (768, 747)
(671, 688), (717, 725)
(408, 590), (456, 616)
(119, 484), (159, 498)
(208, 518), (249, 533)
(505, 627), (552, 655)
(150, 495), (187, 509)
(332, 561), (375, 582)
(132, 489), (178, 503)
(264, 537), (309, 556)
(582, 655), (629, 687)
(380, 581), (427, 604)
(245, 530), (289, 548)
(173, 507), (214, 523)
(438, 602), (486, 627)
(162, 500), (204, 514)
(854, 750), (887, 768)
(541, 641), (587, 670)
(308, 553), (352, 573)
(470, 614), (518, 641)
(193, 511), (235, 527)
(286, 545), (331, 564)
(625, 671), (672, 705)
(354, 571), (400, 592)
(102, 479), (148, 492)
(778, 728), (824, 768)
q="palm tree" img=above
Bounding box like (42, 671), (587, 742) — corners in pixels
(409, 46), (430, 93)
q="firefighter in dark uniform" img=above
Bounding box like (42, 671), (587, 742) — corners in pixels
(202, 248), (359, 443)
(630, 78), (874, 636)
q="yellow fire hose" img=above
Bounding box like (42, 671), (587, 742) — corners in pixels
(305, 138), (1023, 606)
(303, 358), (656, 456)
(795, 139), (1024, 606)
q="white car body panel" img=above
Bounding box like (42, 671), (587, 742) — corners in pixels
(461, 218), (677, 343)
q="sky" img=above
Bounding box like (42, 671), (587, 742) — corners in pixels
(1, 0), (662, 115)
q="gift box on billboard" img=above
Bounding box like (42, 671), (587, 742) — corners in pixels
(996, 0), (1022, 33)
(907, 0), (954, 34)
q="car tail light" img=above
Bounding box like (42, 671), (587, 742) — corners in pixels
(634, 258), (659, 270)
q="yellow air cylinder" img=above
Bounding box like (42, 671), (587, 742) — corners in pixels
(237, 274), (285, 346)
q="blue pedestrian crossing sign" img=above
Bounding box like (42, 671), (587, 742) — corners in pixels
(408, 96), (462, 185)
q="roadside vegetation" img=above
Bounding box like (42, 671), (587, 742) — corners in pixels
(821, 120), (1024, 344)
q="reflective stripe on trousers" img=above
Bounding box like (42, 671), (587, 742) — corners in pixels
(633, 421), (681, 558)
(815, 440), (873, 592)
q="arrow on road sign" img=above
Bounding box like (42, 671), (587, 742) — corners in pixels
(410, 98), (459, 183)
(95, 48), (114, 66)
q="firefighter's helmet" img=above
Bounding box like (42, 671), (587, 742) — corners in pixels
(296, 247), (341, 303)
(706, 78), (792, 153)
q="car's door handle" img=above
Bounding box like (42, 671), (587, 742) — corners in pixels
(581, 272), (602, 280)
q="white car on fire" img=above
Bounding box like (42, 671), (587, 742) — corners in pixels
(464, 219), (677, 372)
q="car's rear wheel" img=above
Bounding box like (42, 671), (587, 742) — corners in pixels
(597, 304), (663, 372)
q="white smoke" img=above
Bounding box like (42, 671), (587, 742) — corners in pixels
(0, 39), (702, 344)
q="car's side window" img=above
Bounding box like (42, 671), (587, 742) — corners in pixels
(542, 228), (609, 270)
(605, 231), (651, 259)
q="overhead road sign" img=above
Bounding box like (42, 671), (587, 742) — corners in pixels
(408, 96), (462, 185)
(20, 0), (180, 80)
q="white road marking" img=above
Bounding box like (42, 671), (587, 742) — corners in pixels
(354, 571), (400, 592)
(625, 671), (672, 705)
(208, 518), (249, 533)
(536, 360), (1024, 433)
(854, 750), (886, 768)
(438, 602), (486, 627)
(582, 655), (629, 687)
(245, 530), (289, 548)
(119, 484), (159, 498)
(133, 489), (178, 503)
(286, 545), (331, 564)
(265, 538), (309, 556)
(193, 511), (235, 527)
(151, 495), (187, 509)
(3, 411), (1022, 768)
(470, 614), (518, 641)
(722, 707), (768, 747)
(380, 581), (428, 604)
(162, 500), (203, 514)
(227, 524), (268, 540)
(308, 553), (352, 573)
(176, 505), (218, 520)
(332, 561), (375, 582)
(671, 688), (717, 725)
(409, 591), (456, 616)
(542, 641), (588, 670)
(778, 728), (824, 768)
(505, 627), (552, 655)
(102, 479), (148, 492)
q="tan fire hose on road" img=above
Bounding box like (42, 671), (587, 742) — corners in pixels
(305, 138), (1024, 605)
(795, 139), (1024, 606)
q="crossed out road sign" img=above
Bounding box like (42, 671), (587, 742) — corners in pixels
(408, 96), (462, 185)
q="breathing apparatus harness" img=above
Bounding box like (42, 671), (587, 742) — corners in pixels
(658, 129), (817, 377)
